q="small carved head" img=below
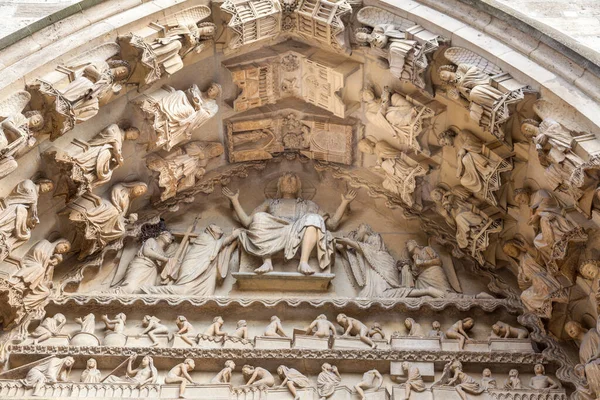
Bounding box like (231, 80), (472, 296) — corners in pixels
(177, 316), (187, 324)
(357, 138), (376, 155)
(462, 317), (474, 330)
(354, 30), (371, 45)
(54, 313), (66, 324)
(54, 239), (71, 254)
(197, 22), (216, 39)
(502, 239), (523, 259)
(360, 87), (376, 103)
(158, 231), (174, 244)
(520, 119), (540, 139)
(336, 313), (347, 325)
(322, 363), (332, 372)
(130, 183), (148, 198)
(404, 318), (414, 330)
(482, 368), (492, 378)
(317, 314), (327, 320)
(87, 358), (97, 369)
(64, 356), (75, 367)
(514, 188), (531, 206)
(432, 321), (441, 330)
(108, 60), (131, 82)
(225, 360), (236, 369)
(123, 127), (140, 141)
(509, 369), (519, 378)
(141, 355), (152, 367)
(439, 128), (457, 147)
(214, 316), (224, 325)
(36, 179), (54, 194)
(271, 316), (280, 322)
(491, 324), (501, 335)
(565, 321), (584, 339)
(276, 172), (302, 198)
(116, 313), (127, 322)
(430, 188), (446, 203)
(206, 83), (222, 100)
(371, 322), (382, 330)
(184, 358), (195, 370)
(242, 365), (255, 378)
(579, 261), (600, 280)
(533, 364), (545, 376)
(438, 65), (458, 83)
(402, 361), (410, 371)
(406, 240), (419, 254)
(24, 111), (44, 131)
(237, 320), (247, 328)
(370, 32), (389, 48)
(277, 365), (286, 377)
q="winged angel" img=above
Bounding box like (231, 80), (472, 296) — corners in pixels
(0, 91), (44, 179)
(438, 47), (528, 141)
(355, 6), (440, 91)
(120, 6), (215, 86)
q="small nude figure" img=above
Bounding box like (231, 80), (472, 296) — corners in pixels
(142, 315), (169, 346)
(242, 364), (275, 387)
(337, 313), (377, 349)
(29, 313), (67, 344)
(481, 368), (496, 390)
(529, 364), (559, 390)
(232, 320), (248, 339)
(405, 318), (425, 337)
(401, 362), (425, 399)
(211, 360), (236, 384)
(264, 316), (288, 337)
(172, 316), (196, 347)
(204, 316), (227, 337)
(309, 314), (337, 338)
(355, 369), (383, 400)
(490, 321), (529, 339)
(504, 369), (522, 390)
(428, 321), (444, 338)
(165, 358), (196, 398)
(445, 317), (474, 350)
(102, 313), (126, 333)
(368, 323), (385, 340)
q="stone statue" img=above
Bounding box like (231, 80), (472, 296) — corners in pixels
(204, 316), (227, 338)
(358, 138), (427, 207)
(242, 365), (275, 387)
(504, 369), (522, 390)
(361, 86), (433, 154)
(211, 360), (236, 384)
(165, 358), (196, 398)
(434, 360), (483, 400)
(503, 237), (568, 318)
(111, 231), (175, 293)
(336, 313), (377, 349)
(146, 141), (224, 201)
(102, 313), (126, 334)
(21, 356), (74, 396)
(481, 368), (496, 390)
(565, 320), (600, 398)
(368, 323), (385, 340)
(81, 358), (101, 383)
(445, 318), (474, 350)
(0, 179), (54, 261)
(308, 314), (337, 338)
(0, 92), (44, 179)
(405, 318), (425, 337)
(172, 315), (196, 347)
(490, 321), (529, 339)
(138, 83), (221, 151)
(514, 188), (586, 263)
(104, 355), (158, 387)
(264, 316), (288, 337)
(400, 362), (425, 399)
(141, 315), (169, 346)
(48, 124), (140, 201)
(277, 365), (310, 400)
(75, 313), (96, 335)
(9, 238), (70, 311)
(223, 173), (356, 275)
(355, 369), (383, 400)
(65, 181), (147, 259)
(317, 363), (341, 400)
(529, 364), (559, 390)
(232, 320), (248, 339)
(29, 313), (66, 344)
(142, 224), (237, 296)
(428, 321), (443, 338)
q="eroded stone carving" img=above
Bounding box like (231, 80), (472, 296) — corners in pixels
(221, 0), (282, 50)
(164, 358), (196, 398)
(21, 356), (74, 396)
(336, 313), (377, 349)
(295, 0), (351, 53)
(355, 369), (382, 400)
(135, 83), (220, 151)
(317, 363), (341, 399)
(28, 313), (66, 344)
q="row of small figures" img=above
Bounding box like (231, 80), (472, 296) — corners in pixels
(26, 313), (529, 351)
(14, 355), (560, 400)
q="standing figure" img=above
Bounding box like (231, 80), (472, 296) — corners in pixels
(111, 231), (174, 293)
(337, 314), (377, 349)
(355, 369), (383, 400)
(317, 363), (341, 400)
(102, 313), (126, 334)
(481, 368), (496, 390)
(529, 364), (559, 390)
(264, 316), (288, 337)
(405, 318), (425, 337)
(29, 314), (66, 344)
(172, 315), (196, 347)
(147, 141), (224, 201)
(428, 321), (443, 338)
(211, 360), (236, 384)
(368, 323), (385, 340)
(66, 182), (147, 259)
(400, 362), (425, 399)
(104, 355), (158, 387)
(21, 356), (74, 396)
(445, 318), (474, 350)
(308, 314), (337, 338)
(81, 358), (102, 383)
(435, 360), (483, 400)
(277, 365), (310, 400)
(222, 173), (356, 275)
(504, 369), (522, 390)
(204, 316), (227, 337)
(75, 313), (96, 334)
(141, 315), (169, 346)
(242, 365), (275, 387)
(0, 179), (54, 261)
(165, 358), (196, 398)
(565, 320), (600, 398)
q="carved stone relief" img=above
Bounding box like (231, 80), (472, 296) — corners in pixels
(220, 0), (282, 50)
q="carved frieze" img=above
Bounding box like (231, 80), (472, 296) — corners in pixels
(220, 0), (282, 50)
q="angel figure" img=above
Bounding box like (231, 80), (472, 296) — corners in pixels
(434, 360), (483, 400)
(64, 181), (147, 259)
(358, 137), (428, 207)
(137, 83), (221, 151)
(103, 355), (158, 387)
(361, 86), (434, 155)
(120, 6), (215, 85)
(277, 366), (311, 400)
(0, 179), (54, 261)
(0, 91), (44, 179)
(502, 236), (568, 318)
(146, 141), (224, 201)
(223, 172), (356, 275)
(48, 124), (140, 201)
(438, 47), (524, 140)
(20, 356), (74, 396)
